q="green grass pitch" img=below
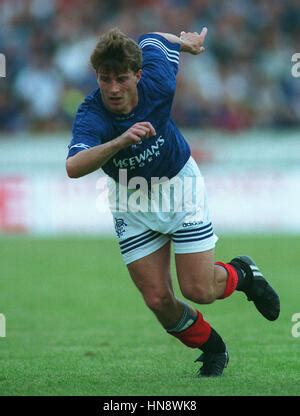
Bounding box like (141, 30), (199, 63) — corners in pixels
(0, 234), (299, 396)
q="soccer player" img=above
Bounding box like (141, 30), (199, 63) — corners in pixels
(66, 28), (280, 377)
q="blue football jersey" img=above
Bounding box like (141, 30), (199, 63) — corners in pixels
(67, 33), (191, 183)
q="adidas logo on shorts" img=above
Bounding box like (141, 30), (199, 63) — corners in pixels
(182, 221), (204, 227)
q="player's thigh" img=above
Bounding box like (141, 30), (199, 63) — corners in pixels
(127, 241), (173, 299)
(175, 249), (215, 299)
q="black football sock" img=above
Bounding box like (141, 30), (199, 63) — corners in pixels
(200, 328), (226, 354)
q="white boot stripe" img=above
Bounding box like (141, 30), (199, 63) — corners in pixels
(250, 265), (259, 271)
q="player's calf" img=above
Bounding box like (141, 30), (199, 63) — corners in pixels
(181, 283), (216, 304)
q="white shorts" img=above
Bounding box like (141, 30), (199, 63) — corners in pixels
(109, 157), (218, 265)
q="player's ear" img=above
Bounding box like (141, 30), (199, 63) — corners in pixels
(136, 69), (142, 83)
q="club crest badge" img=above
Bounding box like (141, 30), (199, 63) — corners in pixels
(114, 217), (128, 238)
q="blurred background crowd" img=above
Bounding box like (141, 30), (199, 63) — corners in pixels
(0, 0), (299, 133)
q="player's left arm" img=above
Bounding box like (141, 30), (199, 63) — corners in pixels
(151, 27), (208, 55)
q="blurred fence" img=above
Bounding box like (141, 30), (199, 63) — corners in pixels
(0, 129), (299, 235)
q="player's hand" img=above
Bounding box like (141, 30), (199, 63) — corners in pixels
(179, 27), (207, 55)
(118, 122), (156, 147)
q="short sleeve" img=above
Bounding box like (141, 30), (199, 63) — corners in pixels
(138, 33), (181, 95)
(67, 102), (106, 158)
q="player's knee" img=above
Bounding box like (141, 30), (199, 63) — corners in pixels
(182, 284), (216, 304)
(144, 291), (174, 313)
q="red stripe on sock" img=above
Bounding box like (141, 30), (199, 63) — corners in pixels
(169, 311), (211, 348)
(215, 261), (238, 299)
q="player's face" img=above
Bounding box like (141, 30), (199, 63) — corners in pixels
(97, 70), (142, 114)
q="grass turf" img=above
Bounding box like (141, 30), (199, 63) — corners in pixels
(0, 234), (299, 396)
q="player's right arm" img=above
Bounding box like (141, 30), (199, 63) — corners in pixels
(66, 121), (156, 178)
